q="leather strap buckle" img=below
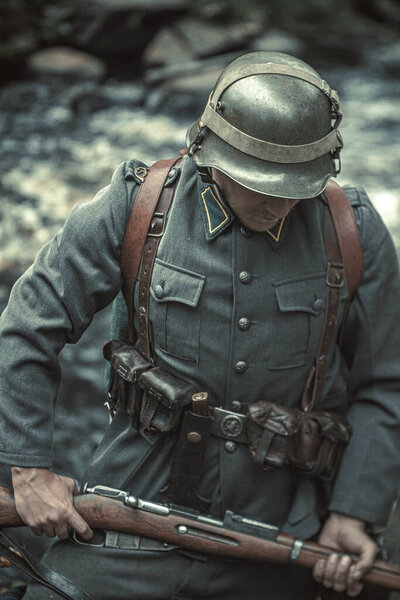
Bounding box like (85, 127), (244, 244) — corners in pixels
(326, 262), (344, 288)
(148, 212), (166, 237)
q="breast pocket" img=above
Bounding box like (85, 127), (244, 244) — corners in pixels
(270, 273), (326, 370)
(149, 258), (205, 363)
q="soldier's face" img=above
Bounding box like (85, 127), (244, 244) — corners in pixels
(212, 169), (299, 232)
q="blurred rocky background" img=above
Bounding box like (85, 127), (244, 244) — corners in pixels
(0, 0), (400, 593)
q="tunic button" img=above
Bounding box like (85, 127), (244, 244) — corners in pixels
(238, 317), (250, 331)
(240, 226), (251, 238)
(154, 284), (164, 299)
(239, 271), (251, 284)
(225, 441), (237, 453)
(235, 361), (247, 373)
(312, 298), (324, 311)
(231, 400), (241, 411)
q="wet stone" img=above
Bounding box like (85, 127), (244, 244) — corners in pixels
(27, 47), (107, 81)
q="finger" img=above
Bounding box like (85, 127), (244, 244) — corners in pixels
(322, 553), (340, 588)
(352, 540), (378, 580)
(333, 555), (352, 592)
(68, 510), (94, 540)
(324, 554), (341, 585)
(347, 566), (364, 598)
(41, 526), (56, 538)
(64, 476), (79, 496)
(312, 559), (326, 582)
(55, 523), (70, 540)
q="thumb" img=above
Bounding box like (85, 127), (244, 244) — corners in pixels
(352, 536), (377, 580)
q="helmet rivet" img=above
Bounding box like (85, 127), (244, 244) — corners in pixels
(216, 101), (224, 111)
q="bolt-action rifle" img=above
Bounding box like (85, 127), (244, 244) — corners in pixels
(1, 484), (400, 592)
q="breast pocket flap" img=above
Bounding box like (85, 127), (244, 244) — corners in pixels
(150, 259), (205, 308)
(275, 277), (326, 316)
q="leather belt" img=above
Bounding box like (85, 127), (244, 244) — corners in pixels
(211, 407), (248, 444)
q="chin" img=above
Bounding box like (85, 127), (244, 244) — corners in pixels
(242, 219), (278, 232)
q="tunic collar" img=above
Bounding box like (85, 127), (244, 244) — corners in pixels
(197, 176), (290, 247)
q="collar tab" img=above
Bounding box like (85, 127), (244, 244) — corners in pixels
(200, 185), (234, 240)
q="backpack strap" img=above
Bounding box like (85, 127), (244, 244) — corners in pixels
(121, 157), (181, 345)
(301, 180), (363, 411)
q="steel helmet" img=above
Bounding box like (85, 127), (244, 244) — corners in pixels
(186, 51), (343, 199)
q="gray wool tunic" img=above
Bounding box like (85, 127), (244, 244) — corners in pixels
(1, 155), (400, 540)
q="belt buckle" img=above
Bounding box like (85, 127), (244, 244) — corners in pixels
(220, 412), (244, 439)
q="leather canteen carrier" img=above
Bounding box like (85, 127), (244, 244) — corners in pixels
(102, 156), (363, 509)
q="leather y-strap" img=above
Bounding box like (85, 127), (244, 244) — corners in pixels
(302, 203), (344, 411)
(325, 180), (363, 300)
(138, 161), (181, 361)
(301, 181), (363, 411)
(121, 157), (181, 343)
(0, 530), (94, 600)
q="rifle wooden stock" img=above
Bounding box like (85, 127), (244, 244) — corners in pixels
(1, 486), (400, 592)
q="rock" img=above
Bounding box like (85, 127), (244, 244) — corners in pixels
(174, 17), (263, 58)
(66, 0), (189, 61)
(68, 81), (145, 113)
(27, 47), (107, 80)
(144, 52), (243, 117)
(92, 0), (188, 9)
(356, 0), (400, 26)
(251, 29), (305, 56)
(143, 27), (193, 67)
(145, 51), (241, 86)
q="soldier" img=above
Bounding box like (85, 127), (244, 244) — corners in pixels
(1, 52), (400, 600)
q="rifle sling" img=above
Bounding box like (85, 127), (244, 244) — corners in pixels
(0, 530), (94, 600)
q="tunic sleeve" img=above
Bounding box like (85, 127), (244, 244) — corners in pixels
(0, 162), (137, 467)
(329, 186), (400, 526)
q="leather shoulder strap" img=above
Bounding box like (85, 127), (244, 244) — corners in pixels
(325, 180), (363, 300)
(301, 181), (364, 410)
(121, 157), (181, 342)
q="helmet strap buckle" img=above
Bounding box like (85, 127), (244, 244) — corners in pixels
(331, 148), (342, 175)
(188, 125), (206, 157)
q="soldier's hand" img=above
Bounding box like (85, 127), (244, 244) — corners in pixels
(11, 466), (93, 541)
(312, 511), (377, 597)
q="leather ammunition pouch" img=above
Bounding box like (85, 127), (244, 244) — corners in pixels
(103, 340), (194, 433)
(247, 400), (352, 481)
(139, 367), (195, 432)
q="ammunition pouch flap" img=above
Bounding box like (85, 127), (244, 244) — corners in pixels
(138, 367), (195, 432)
(103, 340), (152, 383)
(103, 340), (152, 421)
(247, 400), (352, 481)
